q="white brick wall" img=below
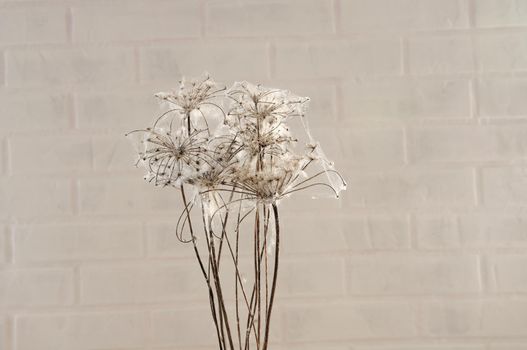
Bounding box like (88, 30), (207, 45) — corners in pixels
(2, 0), (527, 349)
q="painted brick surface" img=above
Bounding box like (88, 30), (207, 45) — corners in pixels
(0, 6), (67, 45)
(72, 1), (201, 42)
(1, 0), (527, 349)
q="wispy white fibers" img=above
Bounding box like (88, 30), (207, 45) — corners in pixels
(127, 74), (346, 207)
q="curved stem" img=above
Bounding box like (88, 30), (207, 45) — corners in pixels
(180, 186), (224, 350)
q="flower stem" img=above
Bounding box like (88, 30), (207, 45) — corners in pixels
(262, 203), (280, 350)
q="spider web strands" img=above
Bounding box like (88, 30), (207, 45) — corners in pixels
(281, 169), (348, 199)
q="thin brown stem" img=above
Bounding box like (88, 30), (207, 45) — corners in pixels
(255, 206), (261, 349)
(205, 208), (235, 350)
(235, 203), (242, 350)
(263, 207), (270, 334)
(180, 186), (224, 350)
(262, 203), (280, 350)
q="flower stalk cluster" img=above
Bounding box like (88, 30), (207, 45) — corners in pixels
(127, 74), (345, 350)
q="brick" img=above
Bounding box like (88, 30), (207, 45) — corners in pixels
(363, 216), (411, 249)
(353, 346), (485, 350)
(419, 214), (527, 249)
(154, 300), (281, 348)
(80, 262), (205, 304)
(146, 221), (195, 258)
(487, 255), (527, 292)
(284, 82), (338, 129)
(0, 92), (70, 132)
(478, 78), (527, 117)
(476, 33), (527, 72)
(274, 39), (401, 79)
(14, 223), (143, 263)
(424, 301), (483, 336)
(347, 168), (475, 208)
(341, 127), (405, 167)
(284, 302), (417, 341)
(459, 214), (527, 248)
(422, 300), (527, 336)
(206, 0), (334, 36)
(340, 216), (410, 250)
(76, 90), (157, 129)
(150, 348), (217, 350)
(488, 345), (527, 350)
(78, 177), (179, 215)
(92, 134), (138, 172)
(279, 258), (345, 296)
(0, 139), (4, 175)
(140, 43), (269, 84)
(0, 179), (71, 219)
(151, 308), (218, 347)
(474, 0), (527, 27)
(415, 214), (461, 249)
(0, 52), (4, 87)
(346, 255), (480, 295)
(481, 167), (527, 206)
(0, 268), (74, 306)
(15, 311), (148, 350)
(0, 316), (6, 350)
(409, 125), (527, 162)
(279, 215), (346, 254)
(342, 79), (470, 119)
(0, 6), (67, 45)
(340, 0), (469, 32)
(73, 0), (200, 42)
(0, 225), (7, 264)
(10, 135), (91, 174)
(6, 47), (136, 87)
(280, 346), (349, 350)
(407, 35), (474, 75)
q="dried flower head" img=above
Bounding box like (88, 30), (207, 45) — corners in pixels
(127, 75), (346, 204)
(155, 74), (224, 114)
(126, 126), (210, 187)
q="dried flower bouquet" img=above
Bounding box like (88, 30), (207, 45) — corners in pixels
(127, 74), (346, 350)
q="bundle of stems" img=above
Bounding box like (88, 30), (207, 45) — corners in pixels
(179, 182), (281, 350)
(126, 74), (346, 350)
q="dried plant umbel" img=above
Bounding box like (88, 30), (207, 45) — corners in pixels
(126, 74), (346, 350)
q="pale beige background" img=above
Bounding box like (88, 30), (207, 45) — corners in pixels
(2, 0), (527, 349)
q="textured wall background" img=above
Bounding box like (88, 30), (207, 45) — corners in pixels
(2, 0), (527, 349)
